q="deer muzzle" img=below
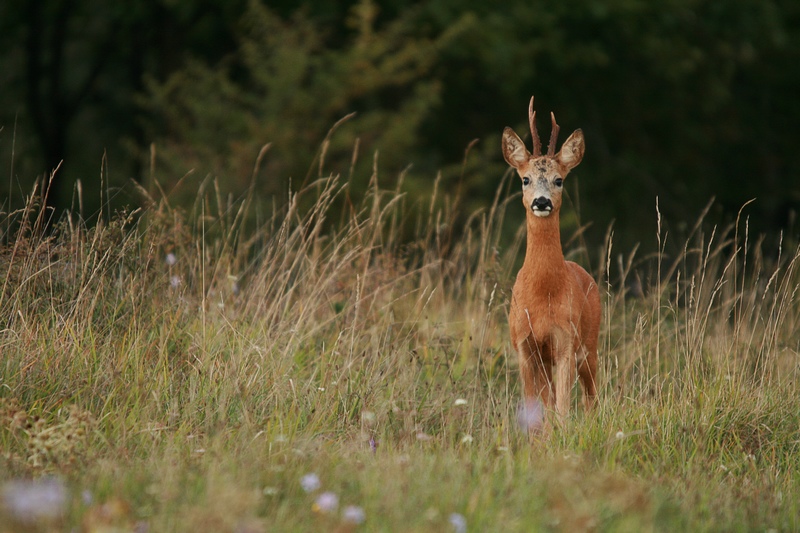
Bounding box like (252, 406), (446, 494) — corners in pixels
(531, 196), (553, 216)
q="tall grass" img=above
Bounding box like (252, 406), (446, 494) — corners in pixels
(1, 160), (798, 531)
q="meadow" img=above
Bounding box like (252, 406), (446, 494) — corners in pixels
(1, 159), (799, 532)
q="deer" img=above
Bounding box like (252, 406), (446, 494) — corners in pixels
(501, 96), (601, 435)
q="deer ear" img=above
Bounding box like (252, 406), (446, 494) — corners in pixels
(557, 129), (585, 170)
(502, 127), (530, 170)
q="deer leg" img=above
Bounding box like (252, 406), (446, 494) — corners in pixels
(517, 337), (551, 437)
(578, 345), (598, 409)
(553, 332), (576, 421)
(517, 337), (552, 408)
(541, 352), (553, 408)
(517, 343), (536, 404)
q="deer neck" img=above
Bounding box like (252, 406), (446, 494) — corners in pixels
(522, 211), (567, 279)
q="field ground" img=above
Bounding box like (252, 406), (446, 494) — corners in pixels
(1, 174), (799, 531)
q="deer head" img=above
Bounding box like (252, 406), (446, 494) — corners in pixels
(502, 96), (584, 218)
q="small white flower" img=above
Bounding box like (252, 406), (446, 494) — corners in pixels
(166, 252), (177, 266)
(516, 399), (544, 432)
(460, 435), (474, 444)
(300, 473), (321, 493)
(342, 505), (366, 524)
(170, 275), (181, 288)
(615, 431), (625, 440)
(448, 512), (467, 533)
(313, 492), (339, 514)
(454, 398), (468, 407)
(228, 275), (240, 295)
(2, 477), (67, 523)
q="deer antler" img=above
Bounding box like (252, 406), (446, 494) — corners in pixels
(547, 112), (560, 157)
(528, 96), (541, 157)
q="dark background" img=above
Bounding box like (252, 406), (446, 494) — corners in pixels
(1, 0), (798, 254)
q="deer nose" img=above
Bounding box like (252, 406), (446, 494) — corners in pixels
(532, 197), (553, 211)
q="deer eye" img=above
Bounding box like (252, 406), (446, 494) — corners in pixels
(522, 177), (530, 186)
(554, 178), (563, 187)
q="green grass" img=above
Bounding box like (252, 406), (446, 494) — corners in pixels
(1, 171), (799, 532)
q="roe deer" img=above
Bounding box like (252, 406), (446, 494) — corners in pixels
(502, 97), (601, 433)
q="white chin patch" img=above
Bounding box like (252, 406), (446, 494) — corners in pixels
(533, 209), (551, 218)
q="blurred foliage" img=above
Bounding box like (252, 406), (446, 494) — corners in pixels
(140, 0), (470, 205)
(1, 0), (799, 252)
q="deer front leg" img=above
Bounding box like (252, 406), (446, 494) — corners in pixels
(518, 338), (553, 408)
(553, 331), (576, 421)
(517, 337), (552, 436)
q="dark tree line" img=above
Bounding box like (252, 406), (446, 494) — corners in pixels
(1, 0), (245, 213)
(1, 0), (799, 252)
